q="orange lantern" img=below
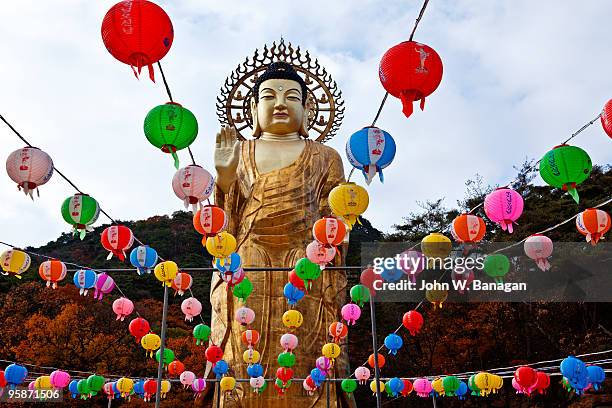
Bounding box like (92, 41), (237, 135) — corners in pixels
(241, 329), (260, 349)
(312, 217), (346, 247)
(576, 208), (611, 245)
(168, 360), (185, 377)
(328, 322), (348, 343)
(451, 214), (486, 243)
(368, 353), (385, 369)
(193, 205), (228, 237)
(171, 272), (193, 296)
(38, 259), (67, 289)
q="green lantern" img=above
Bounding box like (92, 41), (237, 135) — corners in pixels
(384, 381), (394, 397)
(86, 374), (104, 396)
(468, 374), (480, 396)
(144, 102), (198, 168)
(61, 193), (100, 239)
(256, 380), (267, 394)
(341, 379), (357, 396)
(483, 254), (510, 283)
(233, 277), (253, 302)
(442, 375), (460, 396)
(539, 144), (592, 203)
(77, 379), (91, 400)
(295, 258), (321, 291)
(350, 284), (371, 307)
(275, 378), (292, 389)
(277, 352), (296, 368)
(155, 348), (175, 366)
(193, 323), (211, 345)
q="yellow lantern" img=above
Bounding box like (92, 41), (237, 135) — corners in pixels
(328, 182), (369, 229)
(116, 377), (134, 398)
(431, 377), (445, 395)
(205, 231), (236, 262)
(426, 289), (448, 309)
(220, 376), (236, 393)
(474, 372), (492, 396)
(160, 380), (171, 398)
(369, 380), (384, 395)
(154, 261), (178, 287)
(141, 333), (161, 357)
(34, 375), (52, 389)
(420, 232), (452, 268)
(282, 310), (303, 330)
(490, 375), (503, 393)
(243, 349), (261, 364)
(0, 249), (31, 279)
(322, 343), (341, 365)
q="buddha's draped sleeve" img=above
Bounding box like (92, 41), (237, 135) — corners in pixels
(319, 147), (346, 216)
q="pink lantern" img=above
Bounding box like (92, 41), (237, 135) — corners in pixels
(181, 297), (202, 321)
(341, 303), (361, 325)
(191, 378), (207, 398)
(28, 381), (35, 390)
(6, 147), (54, 199)
(112, 297), (134, 321)
(49, 370), (71, 389)
(94, 273), (115, 300)
(235, 306), (255, 326)
(221, 267), (245, 289)
(250, 376), (266, 392)
(172, 165), (215, 211)
(398, 249), (425, 283)
(601, 99), (612, 138)
(484, 188), (524, 233)
(413, 378), (432, 397)
(452, 267), (474, 294)
(512, 377), (524, 394)
(280, 333), (298, 352)
(523, 234), (553, 271)
(316, 356), (331, 375)
(180, 371), (195, 389)
(305, 240), (336, 270)
(355, 366), (371, 385)
(303, 377), (317, 395)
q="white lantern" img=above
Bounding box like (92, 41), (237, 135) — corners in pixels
(172, 165), (214, 211)
(6, 147), (54, 199)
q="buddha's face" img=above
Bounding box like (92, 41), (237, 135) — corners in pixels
(254, 78), (305, 135)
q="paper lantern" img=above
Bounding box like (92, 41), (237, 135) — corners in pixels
(34, 375), (51, 390)
(180, 371), (195, 389)
(341, 379), (358, 397)
(141, 333), (161, 358)
(241, 329), (260, 349)
(368, 353), (385, 369)
(38, 260), (66, 288)
(384, 333), (403, 355)
(355, 367), (371, 385)
(514, 367), (538, 392)
(484, 188), (524, 233)
(6, 147), (53, 198)
(193, 205), (227, 237)
(328, 183), (369, 229)
(73, 269), (97, 296)
(282, 310), (303, 329)
(576, 208), (611, 245)
(93, 273), (115, 300)
(280, 333), (298, 352)
(312, 216), (346, 246)
(346, 127), (396, 184)
(76, 379), (91, 399)
(306, 240), (336, 270)
(539, 145), (592, 203)
(443, 376), (460, 396)
(155, 348), (175, 368)
(388, 377), (405, 397)
(329, 322), (348, 343)
(171, 272), (193, 296)
(101, 0), (173, 81)
(452, 266), (475, 294)
(101, 225), (134, 261)
(154, 261), (178, 286)
(172, 165), (215, 210)
(601, 99), (612, 138)
(221, 267), (245, 290)
(294, 258), (322, 293)
(144, 102), (198, 168)
(112, 297), (134, 321)
(50, 370), (71, 389)
(350, 284), (370, 307)
(243, 349), (260, 364)
(129, 317), (150, 343)
(235, 306), (255, 326)
(413, 378), (433, 397)
(205, 345), (224, 367)
(61, 193), (100, 239)
(233, 277), (253, 302)
(5, 364), (27, 387)
(420, 232), (452, 268)
(426, 289), (448, 309)
(0, 249), (30, 279)
(213, 252), (242, 276)
(205, 232), (237, 261)
(87, 375), (105, 397)
(181, 297), (202, 321)
(379, 41), (443, 118)
(456, 381), (468, 400)
(401, 379), (413, 397)
(483, 254), (510, 283)
(341, 303), (361, 325)
(278, 352), (296, 368)
(68, 380), (79, 398)
(213, 360), (229, 378)
(129, 245), (158, 275)
(190, 377), (206, 397)
(381, 265), (403, 283)
(160, 380), (171, 398)
(402, 310), (424, 336)
(474, 372), (494, 396)
(193, 323), (211, 345)
(247, 364), (264, 379)
(102, 382), (114, 400)
(534, 371), (550, 394)
(143, 379), (157, 401)
(398, 250), (425, 283)
(360, 267), (383, 296)
(523, 234), (553, 271)
(322, 343), (341, 364)
(310, 368), (326, 387)
(288, 269), (306, 291)
(116, 377), (133, 398)
(316, 356), (331, 375)
(220, 377), (236, 393)
(370, 380), (384, 396)
(586, 366), (605, 391)
(251, 377), (266, 394)
(283, 282), (305, 306)
(451, 213), (486, 242)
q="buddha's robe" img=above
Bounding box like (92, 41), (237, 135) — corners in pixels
(210, 139), (354, 408)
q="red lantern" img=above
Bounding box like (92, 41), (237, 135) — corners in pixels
(328, 322), (348, 343)
(312, 216), (346, 247)
(451, 214), (486, 243)
(601, 99), (612, 138)
(402, 310), (424, 336)
(514, 366), (538, 391)
(305, 375), (316, 390)
(401, 379), (413, 397)
(276, 367), (294, 385)
(193, 205), (228, 237)
(101, 0), (174, 82)
(288, 269), (306, 290)
(101, 225), (134, 261)
(534, 371), (550, 394)
(205, 345), (224, 367)
(360, 267), (383, 296)
(379, 41), (443, 118)
(129, 317), (150, 343)
(143, 379), (157, 402)
(168, 360), (185, 377)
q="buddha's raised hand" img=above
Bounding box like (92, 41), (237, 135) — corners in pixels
(214, 125), (241, 193)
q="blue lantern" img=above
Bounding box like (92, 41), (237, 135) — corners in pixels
(388, 377), (404, 397)
(68, 380), (79, 398)
(73, 269), (97, 296)
(346, 126), (396, 185)
(283, 283), (305, 305)
(112, 382), (121, 399)
(133, 380), (145, 397)
(247, 363), (264, 378)
(129, 246), (158, 275)
(310, 368), (326, 387)
(5, 364), (28, 388)
(381, 266), (403, 283)
(587, 366), (605, 391)
(213, 360), (229, 378)
(456, 381), (468, 400)
(384, 333), (403, 355)
(213, 252), (242, 275)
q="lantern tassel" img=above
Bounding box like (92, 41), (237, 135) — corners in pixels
(399, 90), (417, 118)
(106, 252), (113, 260)
(536, 258), (551, 271)
(563, 183), (580, 203)
(171, 151), (180, 169)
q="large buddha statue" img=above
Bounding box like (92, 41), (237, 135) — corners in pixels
(210, 62), (353, 408)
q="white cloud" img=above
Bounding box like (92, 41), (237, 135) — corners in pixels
(1, 0), (611, 248)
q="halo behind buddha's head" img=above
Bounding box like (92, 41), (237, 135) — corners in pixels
(253, 62), (308, 106)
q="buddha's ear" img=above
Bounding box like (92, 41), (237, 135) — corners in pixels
(250, 98), (262, 138)
(299, 94), (311, 138)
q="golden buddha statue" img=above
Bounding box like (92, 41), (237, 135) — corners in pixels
(210, 61), (354, 407)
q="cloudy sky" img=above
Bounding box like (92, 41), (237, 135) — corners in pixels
(2, 0), (612, 248)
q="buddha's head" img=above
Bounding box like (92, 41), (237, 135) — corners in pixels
(251, 62), (310, 138)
